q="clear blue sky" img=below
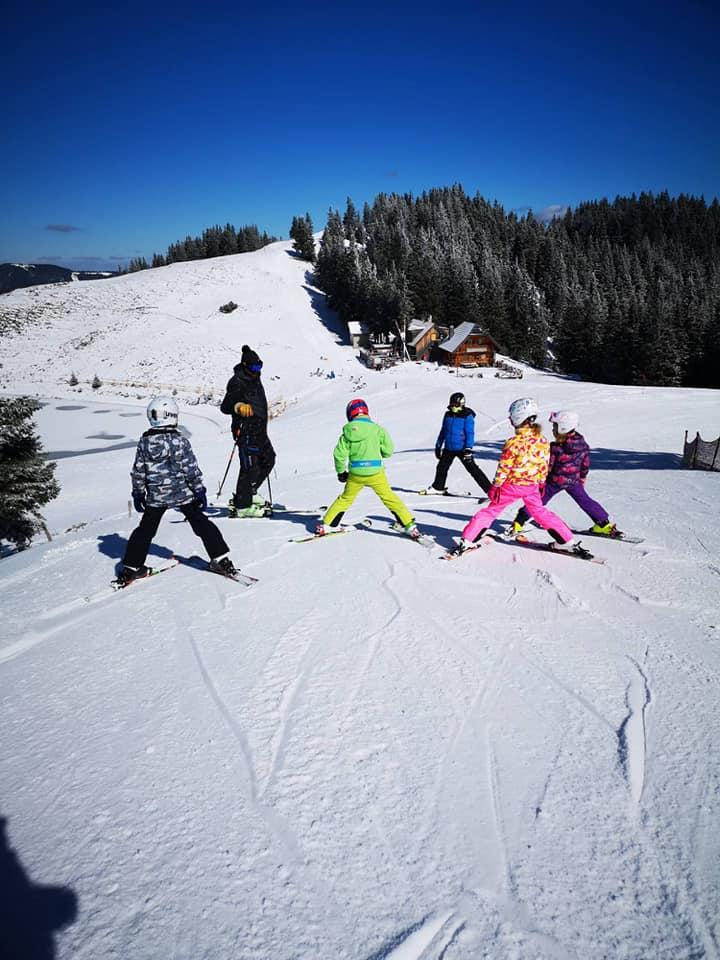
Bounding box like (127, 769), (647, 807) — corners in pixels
(2, 0), (718, 270)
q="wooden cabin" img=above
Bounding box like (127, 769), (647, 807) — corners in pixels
(436, 322), (498, 367)
(406, 319), (438, 361)
(347, 320), (370, 349)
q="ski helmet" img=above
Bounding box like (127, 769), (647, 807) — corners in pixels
(449, 392), (465, 409)
(146, 396), (179, 428)
(549, 410), (579, 434)
(346, 398), (369, 420)
(508, 397), (539, 427)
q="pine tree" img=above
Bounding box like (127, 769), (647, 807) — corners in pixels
(0, 398), (59, 548)
(290, 213), (316, 261)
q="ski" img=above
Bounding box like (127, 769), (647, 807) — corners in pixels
(290, 519), (371, 543)
(418, 489), (475, 499)
(439, 537), (489, 561)
(389, 521), (435, 549)
(570, 528), (644, 544)
(441, 535), (605, 564)
(507, 534), (605, 564)
(110, 558), (179, 590)
(183, 555), (258, 586)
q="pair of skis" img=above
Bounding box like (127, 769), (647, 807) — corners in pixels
(110, 555), (258, 591)
(290, 518), (434, 549)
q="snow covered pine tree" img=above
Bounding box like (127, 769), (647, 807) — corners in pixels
(0, 397), (59, 548)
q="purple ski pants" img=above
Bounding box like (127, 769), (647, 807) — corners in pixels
(515, 480), (609, 528)
(462, 482), (573, 544)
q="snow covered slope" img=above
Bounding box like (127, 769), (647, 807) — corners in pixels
(0, 240), (350, 407)
(1, 244), (719, 960)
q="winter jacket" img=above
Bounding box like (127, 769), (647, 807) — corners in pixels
(130, 428), (204, 508)
(333, 417), (394, 477)
(547, 431), (591, 488)
(494, 425), (550, 486)
(220, 364), (269, 444)
(436, 407), (476, 453)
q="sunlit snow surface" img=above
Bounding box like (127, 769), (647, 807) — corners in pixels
(1, 241), (719, 959)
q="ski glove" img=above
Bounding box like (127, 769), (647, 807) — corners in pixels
(132, 491), (146, 513)
(434, 447), (442, 460)
(461, 448), (473, 462)
(234, 402), (254, 417)
(194, 485), (208, 511)
(337, 471), (349, 483)
(488, 484), (502, 505)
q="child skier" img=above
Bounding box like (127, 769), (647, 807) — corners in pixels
(427, 392), (492, 497)
(453, 398), (589, 556)
(316, 398), (421, 540)
(512, 410), (619, 536)
(117, 397), (239, 585)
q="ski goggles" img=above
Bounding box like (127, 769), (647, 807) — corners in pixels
(247, 362), (263, 373)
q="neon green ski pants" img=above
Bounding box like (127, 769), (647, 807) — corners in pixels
(323, 470), (414, 528)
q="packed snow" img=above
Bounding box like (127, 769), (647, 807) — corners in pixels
(1, 241), (719, 959)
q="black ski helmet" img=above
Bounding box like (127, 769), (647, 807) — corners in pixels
(449, 392), (465, 408)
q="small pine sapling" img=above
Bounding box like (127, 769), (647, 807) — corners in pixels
(0, 397), (60, 548)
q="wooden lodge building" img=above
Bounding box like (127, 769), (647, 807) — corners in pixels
(406, 319), (439, 361)
(436, 322), (498, 367)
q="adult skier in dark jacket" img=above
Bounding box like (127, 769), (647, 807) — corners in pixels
(427, 393), (491, 496)
(220, 345), (276, 517)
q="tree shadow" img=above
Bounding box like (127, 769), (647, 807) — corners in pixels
(472, 441), (682, 470)
(301, 279), (348, 344)
(0, 815), (78, 959)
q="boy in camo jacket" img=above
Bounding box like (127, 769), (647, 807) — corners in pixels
(117, 397), (238, 585)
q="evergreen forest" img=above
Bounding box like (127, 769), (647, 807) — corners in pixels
(125, 223), (276, 273)
(314, 188), (720, 387)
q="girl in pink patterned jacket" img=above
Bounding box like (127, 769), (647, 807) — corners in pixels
(453, 398), (584, 556)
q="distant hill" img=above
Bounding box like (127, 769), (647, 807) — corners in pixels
(0, 263), (116, 295)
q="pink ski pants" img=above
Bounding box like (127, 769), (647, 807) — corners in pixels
(462, 482), (573, 544)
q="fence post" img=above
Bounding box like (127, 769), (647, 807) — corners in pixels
(712, 438), (720, 472)
(692, 432), (699, 469)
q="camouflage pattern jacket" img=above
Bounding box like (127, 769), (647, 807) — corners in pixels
(130, 428), (204, 508)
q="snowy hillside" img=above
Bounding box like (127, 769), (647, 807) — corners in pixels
(1, 242), (719, 960)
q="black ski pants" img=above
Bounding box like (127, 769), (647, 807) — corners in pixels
(432, 449), (492, 494)
(233, 437), (276, 508)
(124, 501), (229, 568)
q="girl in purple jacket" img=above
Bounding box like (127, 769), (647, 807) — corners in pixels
(512, 410), (619, 536)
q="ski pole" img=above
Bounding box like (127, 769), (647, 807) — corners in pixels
(217, 442), (236, 498)
(266, 473), (273, 506)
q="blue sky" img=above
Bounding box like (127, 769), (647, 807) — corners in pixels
(2, 0), (718, 270)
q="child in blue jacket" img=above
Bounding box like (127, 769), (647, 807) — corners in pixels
(427, 392), (491, 496)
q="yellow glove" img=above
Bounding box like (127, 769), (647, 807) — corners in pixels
(234, 402), (254, 417)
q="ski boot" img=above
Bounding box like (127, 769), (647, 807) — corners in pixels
(209, 556), (239, 578)
(553, 540), (593, 560)
(452, 537), (477, 556)
(115, 564), (150, 587)
(252, 492), (272, 510)
(404, 524), (422, 541)
(590, 520), (619, 537)
(229, 501), (270, 518)
(511, 520), (525, 537)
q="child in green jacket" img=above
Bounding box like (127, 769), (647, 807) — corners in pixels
(316, 398), (420, 539)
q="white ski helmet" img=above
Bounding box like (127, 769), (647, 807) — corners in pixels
(146, 396), (178, 428)
(549, 410), (579, 434)
(508, 397), (539, 427)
